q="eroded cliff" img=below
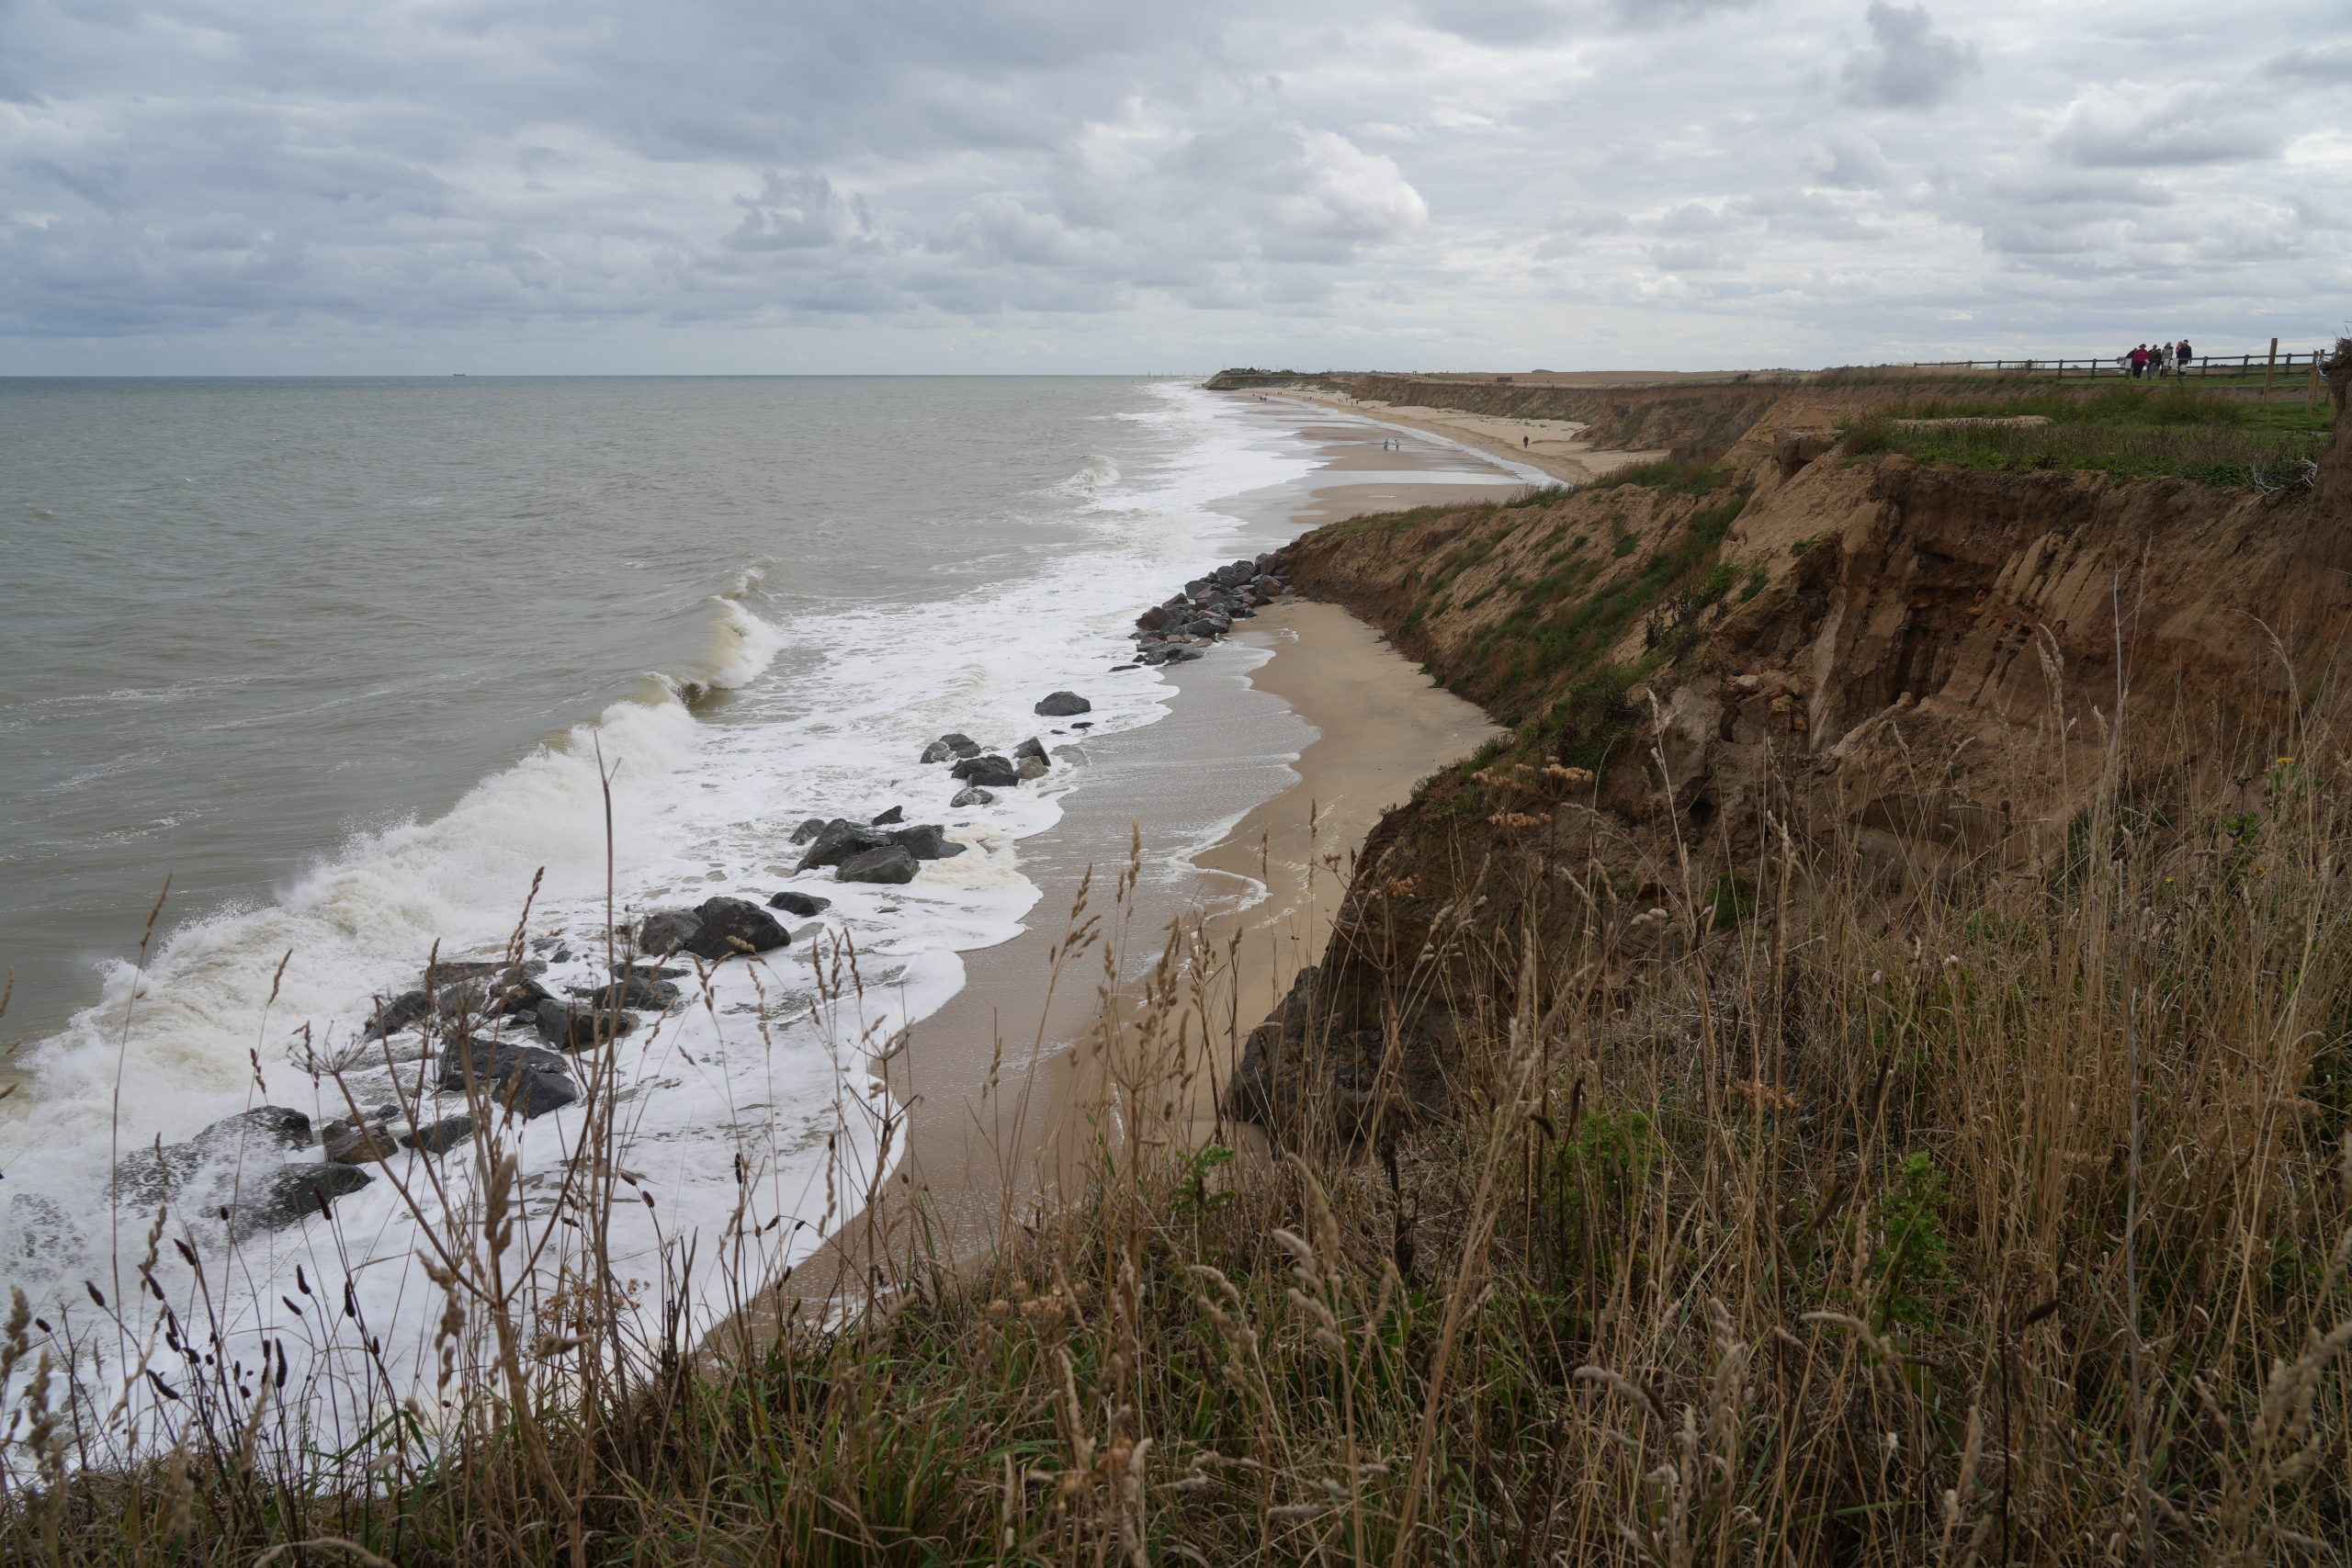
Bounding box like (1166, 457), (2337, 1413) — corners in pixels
(1236, 374), (2352, 1134)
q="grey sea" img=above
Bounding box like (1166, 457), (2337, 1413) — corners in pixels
(0, 373), (1525, 1453)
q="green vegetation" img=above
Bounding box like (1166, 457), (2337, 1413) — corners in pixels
(1587, 456), (1736, 495)
(1844, 382), (2333, 487)
(17, 726), (2352, 1567)
(1505, 483), (1570, 508)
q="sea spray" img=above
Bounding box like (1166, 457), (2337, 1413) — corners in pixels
(0, 378), (1328, 1461)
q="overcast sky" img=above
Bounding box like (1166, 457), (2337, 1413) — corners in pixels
(2, 0), (2344, 373)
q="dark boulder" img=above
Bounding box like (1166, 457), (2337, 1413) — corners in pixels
(590, 971), (681, 1010)
(1018, 755), (1049, 781)
(402, 1115), (475, 1156)
(1012, 738), (1046, 761)
(1136, 604), (1173, 633)
(1166, 647), (1205, 663)
(919, 733), (982, 764)
(766, 889), (832, 917)
(112, 1106), (318, 1210)
(639, 897), (791, 961)
(888, 824), (966, 860)
(951, 785), (996, 807)
(837, 844), (921, 884)
(788, 818), (829, 845)
(1034, 691), (1091, 717)
(532, 998), (639, 1051)
(194, 1106), (315, 1159)
(439, 1039), (579, 1120)
(795, 819), (895, 872)
(322, 1120), (400, 1166)
(360, 988), (431, 1041)
(1183, 578), (1212, 598)
(869, 806), (905, 825)
(952, 754), (1020, 788)
(231, 1163), (373, 1240)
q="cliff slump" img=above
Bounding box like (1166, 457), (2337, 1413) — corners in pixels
(1234, 400), (2352, 1138)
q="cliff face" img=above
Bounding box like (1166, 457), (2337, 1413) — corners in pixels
(1236, 397), (2352, 1135)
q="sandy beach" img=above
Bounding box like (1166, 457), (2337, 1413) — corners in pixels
(775, 406), (1513, 1310)
(1278, 386), (1665, 485)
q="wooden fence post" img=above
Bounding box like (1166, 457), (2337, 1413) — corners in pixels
(2262, 337), (2278, 405)
(2312, 359), (2323, 415)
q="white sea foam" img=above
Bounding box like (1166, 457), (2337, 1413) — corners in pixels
(0, 379), (1323, 1460)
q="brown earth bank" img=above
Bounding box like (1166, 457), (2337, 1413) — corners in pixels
(1231, 353), (2352, 1141)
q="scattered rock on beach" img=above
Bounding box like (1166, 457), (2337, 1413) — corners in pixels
(1013, 738), (1046, 761)
(323, 1120), (400, 1166)
(594, 972), (682, 1010)
(870, 806), (905, 825)
(889, 824), (966, 860)
(201, 1107), (314, 1156)
(232, 1163), (374, 1240)
(639, 897), (791, 961)
(361, 988), (432, 1040)
(1018, 755), (1049, 781)
(788, 818), (828, 844)
(795, 819), (896, 872)
(439, 1039), (579, 1120)
(951, 785), (995, 807)
(532, 998), (639, 1051)
(1033, 691), (1091, 716)
(952, 754), (1021, 787)
(920, 733), (983, 764)
(837, 844), (921, 885)
(107, 1107), (375, 1239)
(766, 889), (832, 917)
(402, 1114), (475, 1156)
(1136, 605), (1173, 633)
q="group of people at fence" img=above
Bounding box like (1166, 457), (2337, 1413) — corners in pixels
(2124, 340), (2193, 378)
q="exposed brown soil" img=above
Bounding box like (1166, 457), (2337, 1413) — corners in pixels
(1237, 371), (2352, 1134)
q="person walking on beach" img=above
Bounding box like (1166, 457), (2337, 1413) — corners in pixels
(1522, 434), (1530, 448)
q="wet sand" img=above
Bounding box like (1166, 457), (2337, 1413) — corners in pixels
(767, 399), (1517, 1316)
(1172, 603), (1503, 1144)
(792, 607), (1501, 1303)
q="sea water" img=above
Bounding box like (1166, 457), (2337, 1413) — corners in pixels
(0, 376), (1521, 1454)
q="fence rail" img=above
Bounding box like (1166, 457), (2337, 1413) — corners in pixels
(1896, 347), (2332, 381)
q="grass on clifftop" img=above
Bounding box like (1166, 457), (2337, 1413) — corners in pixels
(11, 731), (2352, 1565)
(1844, 382), (2333, 487)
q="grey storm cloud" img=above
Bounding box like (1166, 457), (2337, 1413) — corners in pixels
(0, 0), (2343, 371)
(1839, 2), (1978, 109)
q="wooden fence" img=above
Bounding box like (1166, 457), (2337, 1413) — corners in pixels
(1899, 343), (2332, 382)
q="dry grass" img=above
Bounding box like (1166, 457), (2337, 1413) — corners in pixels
(6, 703), (2352, 1564)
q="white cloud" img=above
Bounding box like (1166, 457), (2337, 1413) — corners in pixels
(1839, 2), (1979, 109)
(0, 0), (2343, 370)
